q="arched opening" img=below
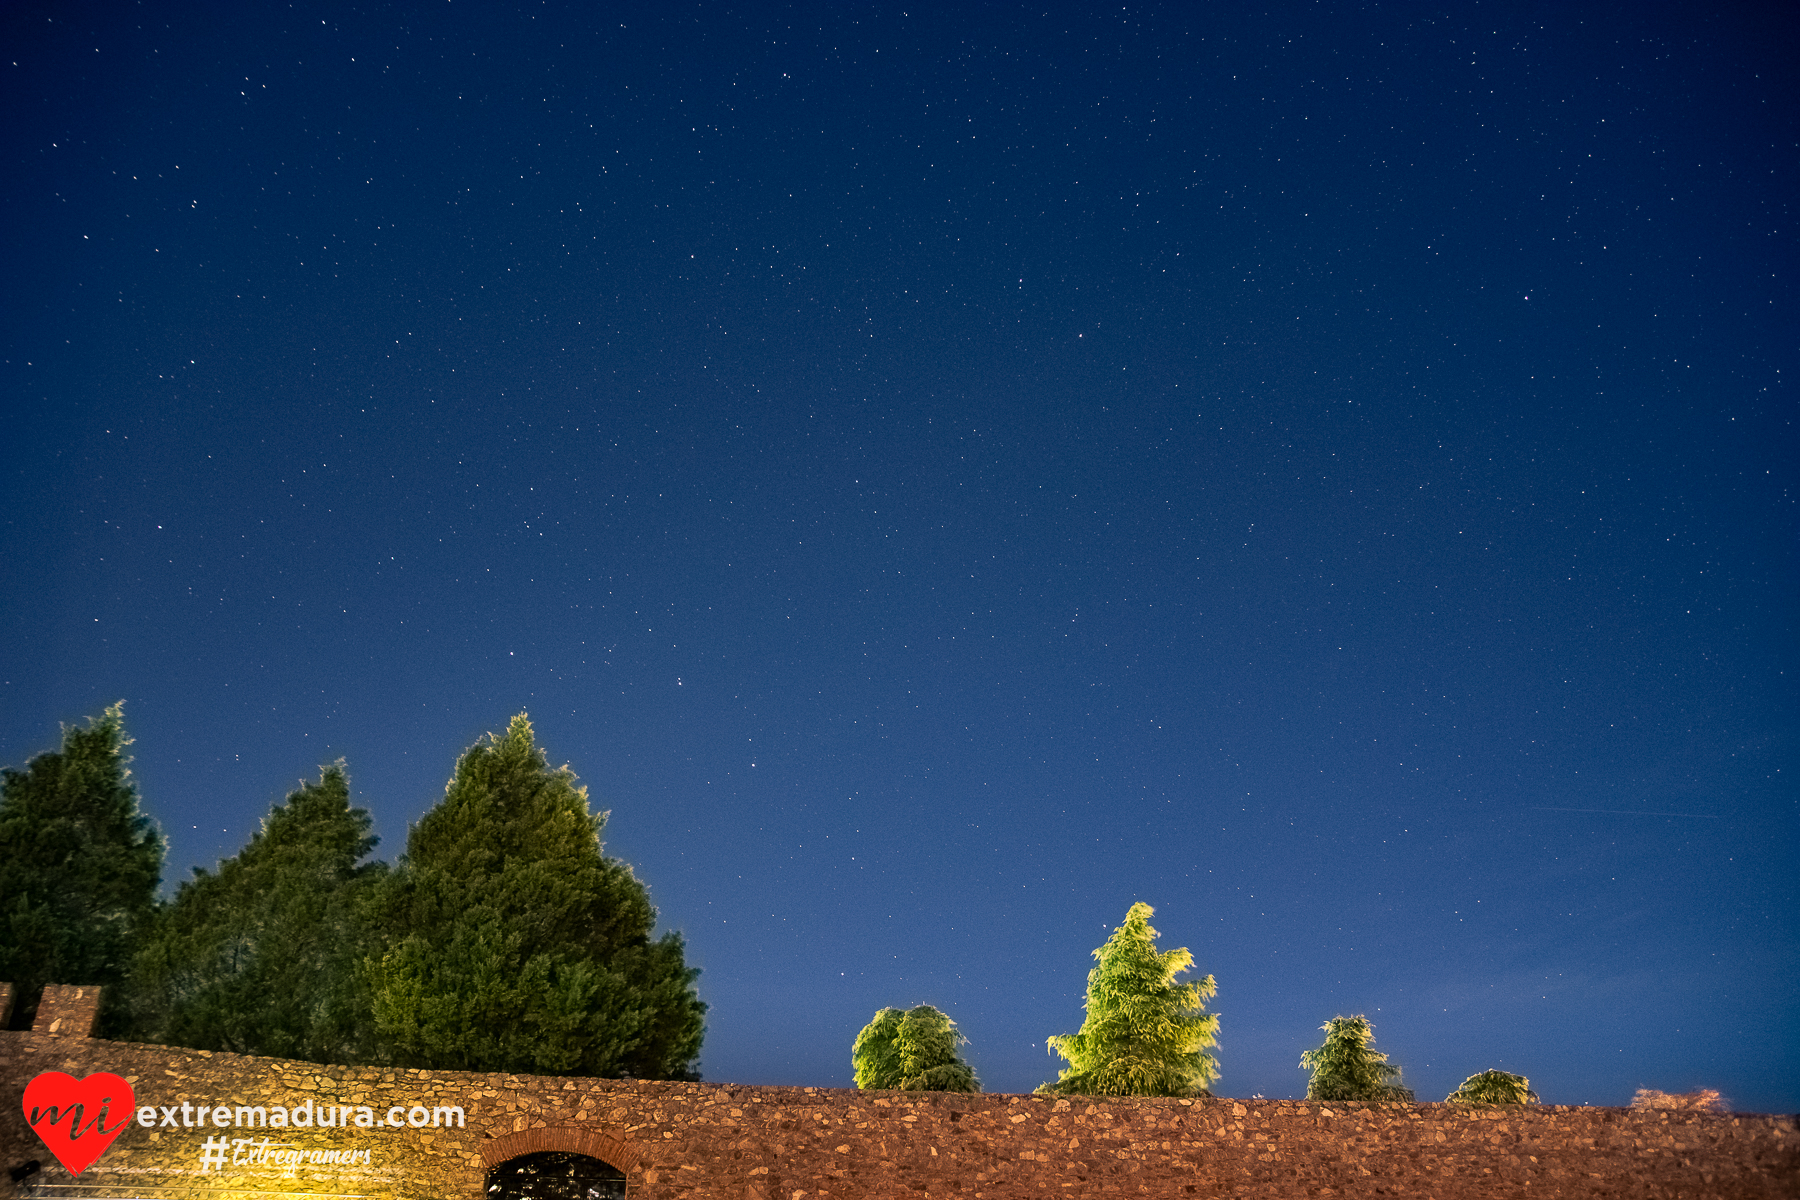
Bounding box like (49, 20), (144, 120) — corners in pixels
(485, 1150), (627, 1200)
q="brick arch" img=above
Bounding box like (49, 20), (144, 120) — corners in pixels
(479, 1124), (643, 1175)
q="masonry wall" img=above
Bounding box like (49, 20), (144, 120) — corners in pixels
(3, 1028), (1795, 1200)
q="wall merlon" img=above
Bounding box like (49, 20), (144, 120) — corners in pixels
(29, 985), (102, 1038)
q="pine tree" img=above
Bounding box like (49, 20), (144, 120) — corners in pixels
(365, 714), (704, 1078)
(1041, 902), (1220, 1097)
(852, 1004), (979, 1092)
(1446, 1069), (1537, 1105)
(1298, 1015), (1415, 1102)
(0, 704), (162, 1030)
(120, 762), (385, 1061)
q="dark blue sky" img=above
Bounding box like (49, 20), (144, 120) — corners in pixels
(4, 1), (1795, 1111)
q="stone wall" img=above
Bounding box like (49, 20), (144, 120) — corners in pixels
(2, 1026), (1794, 1199)
(27, 989), (100, 1040)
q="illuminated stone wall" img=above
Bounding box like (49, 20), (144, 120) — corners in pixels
(26, 989), (101, 1040)
(3, 1026), (1795, 1199)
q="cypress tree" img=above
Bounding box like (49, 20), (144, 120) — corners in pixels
(1298, 1015), (1415, 1101)
(366, 714), (704, 1078)
(121, 762), (384, 1061)
(852, 1004), (979, 1092)
(1042, 902), (1220, 1097)
(0, 704), (162, 1030)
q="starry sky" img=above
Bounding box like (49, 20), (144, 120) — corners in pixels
(3, 1), (1795, 1111)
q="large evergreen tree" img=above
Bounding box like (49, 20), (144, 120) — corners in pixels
(1041, 902), (1220, 1097)
(852, 1004), (979, 1092)
(0, 704), (162, 1030)
(365, 714), (704, 1078)
(1298, 1015), (1415, 1102)
(120, 762), (385, 1061)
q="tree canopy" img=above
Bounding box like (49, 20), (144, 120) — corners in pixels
(1298, 1015), (1415, 1102)
(0, 704), (162, 1030)
(852, 1004), (979, 1092)
(1041, 902), (1220, 1097)
(364, 713), (704, 1078)
(1445, 1068), (1538, 1105)
(120, 762), (385, 1061)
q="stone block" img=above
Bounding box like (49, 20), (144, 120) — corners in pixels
(32, 984), (102, 1037)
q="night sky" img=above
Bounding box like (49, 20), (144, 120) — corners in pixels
(4, 1), (1795, 1112)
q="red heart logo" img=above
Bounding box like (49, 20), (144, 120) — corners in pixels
(22, 1072), (136, 1176)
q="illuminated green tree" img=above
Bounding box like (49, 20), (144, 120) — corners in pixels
(121, 762), (385, 1062)
(1298, 1015), (1414, 1101)
(366, 714), (704, 1079)
(1446, 1069), (1537, 1105)
(852, 1004), (979, 1092)
(0, 704), (162, 1030)
(1041, 902), (1220, 1097)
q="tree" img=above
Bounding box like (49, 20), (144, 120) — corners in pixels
(365, 714), (704, 1078)
(852, 1004), (979, 1092)
(1041, 902), (1220, 1097)
(0, 704), (162, 1030)
(119, 762), (385, 1062)
(1298, 1016), (1414, 1102)
(1446, 1069), (1538, 1105)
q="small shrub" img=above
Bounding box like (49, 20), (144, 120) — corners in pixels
(1630, 1088), (1727, 1113)
(1446, 1069), (1538, 1105)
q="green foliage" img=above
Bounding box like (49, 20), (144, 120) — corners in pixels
(1446, 1069), (1538, 1105)
(0, 704), (163, 1030)
(365, 714), (705, 1079)
(852, 1004), (979, 1092)
(1298, 1015), (1415, 1102)
(1041, 902), (1220, 1097)
(119, 763), (385, 1061)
